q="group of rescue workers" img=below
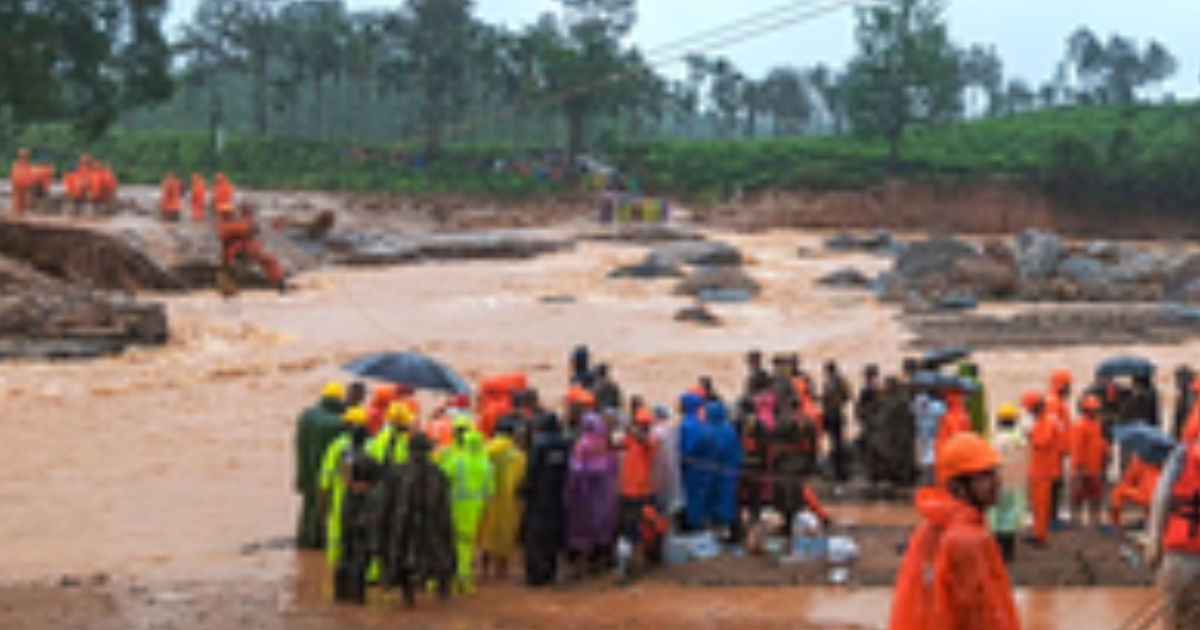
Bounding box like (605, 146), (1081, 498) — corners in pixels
(7, 149), (287, 292)
(294, 347), (1200, 628)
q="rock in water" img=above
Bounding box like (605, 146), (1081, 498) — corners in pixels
(648, 240), (744, 268)
(675, 304), (721, 326)
(608, 261), (685, 280)
(818, 267), (873, 289)
(675, 266), (761, 302)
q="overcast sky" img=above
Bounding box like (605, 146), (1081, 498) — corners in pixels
(168, 0), (1200, 96)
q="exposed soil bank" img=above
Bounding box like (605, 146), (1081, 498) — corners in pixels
(700, 181), (1200, 240)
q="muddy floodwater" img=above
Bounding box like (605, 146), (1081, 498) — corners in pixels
(0, 228), (1176, 628)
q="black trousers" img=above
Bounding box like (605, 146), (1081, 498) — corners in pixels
(827, 420), (847, 483)
(994, 532), (1016, 564)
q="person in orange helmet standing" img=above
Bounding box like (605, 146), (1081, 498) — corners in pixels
(9, 148), (31, 218)
(889, 433), (1021, 630)
(213, 173), (236, 216)
(1045, 369), (1073, 530)
(160, 173), (183, 221)
(190, 173), (207, 223)
(1025, 391), (1059, 547)
(1069, 395), (1109, 529)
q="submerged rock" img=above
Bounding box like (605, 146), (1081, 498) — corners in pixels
(818, 267), (873, 289)
(648, 240), (744, 268)
(675, 266), (761, 302)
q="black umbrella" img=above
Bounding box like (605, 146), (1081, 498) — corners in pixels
(910, 370), (979, 393)
(1112, 424), (1177, 466)
(1097, 356), (1155, 380)
(918, 346), (972, 371)
(343, 351), (470, 394)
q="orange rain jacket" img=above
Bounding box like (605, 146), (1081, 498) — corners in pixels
(889, 488), (1021, 630)
(936, 392), (973, 455)
(1069, 413), (1108, 476)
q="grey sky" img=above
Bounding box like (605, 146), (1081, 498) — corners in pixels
(169, 0), (1200, 96)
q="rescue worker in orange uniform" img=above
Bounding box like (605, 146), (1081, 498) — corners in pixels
(1025, 391), (1059, 547)
(216, 203), (287, 291)
(1044, 369), (1073, 530)
(1069, 395), (1108, 528)
(190, 174), (207, 223)
(213, 173), (236, 215)
(9, 149), (31, 218)
(936, 390), (973, 455)
(1147, 439), (1200, 630)
(160, 173), (183, 221)
(889, 433), (1021, 630)
(1110, 455), (1162, 531)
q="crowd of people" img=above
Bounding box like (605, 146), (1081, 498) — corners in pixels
(8, 150), (118, 217)
(294, 346), (1200, 628)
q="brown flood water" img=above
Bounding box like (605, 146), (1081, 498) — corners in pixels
(0, 229), (1177, 627)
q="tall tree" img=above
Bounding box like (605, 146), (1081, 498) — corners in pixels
(0, 0), (173, 140)
(762, 67), (813, 137)
(396, 0), (475, 153)
(180, 0), (281, 136)
(541, 0), (637, 170)
(842, 0), (962, 170)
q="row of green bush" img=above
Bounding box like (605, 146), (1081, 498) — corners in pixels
(9, 103), (1200, 210)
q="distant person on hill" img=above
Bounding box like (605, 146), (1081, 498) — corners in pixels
(889, 433), (1020, 630)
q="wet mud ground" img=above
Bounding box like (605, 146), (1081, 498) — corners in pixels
(1, 212), (1189, 628)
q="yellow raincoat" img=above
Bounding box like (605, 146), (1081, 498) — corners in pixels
(479, 435), (527, 558)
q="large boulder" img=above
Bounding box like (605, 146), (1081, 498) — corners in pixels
(895, 237), (979, 282)
(327, 231), (421, 266)
(1108, 251), (1168, 284)
(675, 266), (761, 302)
(648, 240), (743, 268)
(1014, 230), (1064, 279)
(951, 257), (1018, 298)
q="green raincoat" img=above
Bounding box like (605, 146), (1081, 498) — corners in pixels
(295, 397), (344, 549)
(987, 425), (1029, 534)
(439, 431), (495, 589)
(319, 434), (352, 565)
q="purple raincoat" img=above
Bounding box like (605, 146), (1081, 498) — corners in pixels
(564, 414), (619, 552)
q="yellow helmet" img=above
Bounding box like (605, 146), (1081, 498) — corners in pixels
(996, 403), (1020, 421)
(322, 382), (345, 401)
(387, 401), (415, 427)
(343, 407), (368, 426)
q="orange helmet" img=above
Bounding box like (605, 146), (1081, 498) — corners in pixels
(1080, 395), (1102, 413)
(938, 433), (1002, 484)
(1050, 369), (1072, 390)
(1020, 391), (1044, 411)
(566, 385), (595, 407)
(634, 407), (654, 427)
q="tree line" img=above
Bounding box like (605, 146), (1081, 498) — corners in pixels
(1, 0), (1191, 176)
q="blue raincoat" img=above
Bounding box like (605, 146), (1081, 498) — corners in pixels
(707, 401), (743, 526)
(680, 393), (718, 529)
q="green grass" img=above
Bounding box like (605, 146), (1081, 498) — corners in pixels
(10, 102), (1200, 210)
